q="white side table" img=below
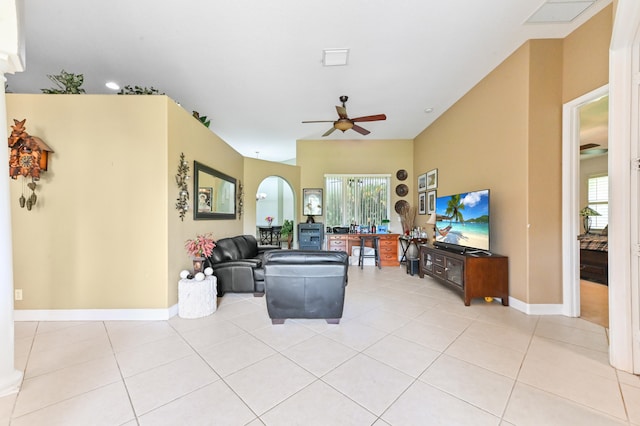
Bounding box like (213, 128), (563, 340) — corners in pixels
(178, 275), (217, 318)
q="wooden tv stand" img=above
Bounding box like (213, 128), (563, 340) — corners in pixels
(418, 244), (509, 306)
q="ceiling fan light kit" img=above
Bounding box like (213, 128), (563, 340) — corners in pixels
(303, 95), (386, 137)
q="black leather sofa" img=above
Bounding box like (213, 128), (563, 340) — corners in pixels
(263, 250), (349, 324)
(206, 235), (280, 296)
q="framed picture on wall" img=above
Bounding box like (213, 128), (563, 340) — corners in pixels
(427, 190), (436, 214)
(426, 168), (438, 190)
(198, 187), (213, 212)
(303, 188), (323, 216)
(417, 173), (427, 192)
(419, 192), (427, 215)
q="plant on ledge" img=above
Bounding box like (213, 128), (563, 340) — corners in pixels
(192, 111), (211, 128)
(41, 70), (86, 94)
(117, 85), (165, 95)
(185, 233), (217, 259)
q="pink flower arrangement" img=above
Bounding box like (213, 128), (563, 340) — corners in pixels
(265, 216), (274, 223)
(184, 233), (216, 258)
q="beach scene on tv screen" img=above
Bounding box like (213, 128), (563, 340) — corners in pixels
(435, 189), (489, 250)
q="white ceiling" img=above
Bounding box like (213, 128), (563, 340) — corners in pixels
(6, 0), (611, 163)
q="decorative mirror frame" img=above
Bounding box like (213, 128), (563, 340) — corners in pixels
(193, 161), (237, 220)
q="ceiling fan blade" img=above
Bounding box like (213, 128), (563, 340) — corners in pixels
(580, 143), (600, 150)
(323, 127), (337, 137)
(302, 120), (335, 123)
(336, 106), (348, 119)
(351, 124), (370, 135)
(352, 114), (387, 122)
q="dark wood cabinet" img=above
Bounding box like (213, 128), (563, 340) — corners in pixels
(419, 244), (509, 306)
(580, 249), (608, 285)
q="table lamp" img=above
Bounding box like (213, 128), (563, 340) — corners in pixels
(427, 212), (437, 243)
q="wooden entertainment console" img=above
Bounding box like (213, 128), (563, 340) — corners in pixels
(418, 244), (509, 306)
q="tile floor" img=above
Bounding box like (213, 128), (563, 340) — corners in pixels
(2, 266), (640, 425)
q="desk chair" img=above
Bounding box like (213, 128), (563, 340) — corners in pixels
(258, 227), (273, 245)
(359, 235), (381, 269)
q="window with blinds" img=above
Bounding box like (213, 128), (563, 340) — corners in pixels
(587, 174), (608, 229)
(325, 174), (391, 228)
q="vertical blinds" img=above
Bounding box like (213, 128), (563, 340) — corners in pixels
(325, 174), (391, 227)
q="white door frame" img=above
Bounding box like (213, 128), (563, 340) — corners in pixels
(561, 85), (609, 319)
(607, 0), (640, 373)
(563, 0), (640, 373)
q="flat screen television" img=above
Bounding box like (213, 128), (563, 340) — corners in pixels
(434, 189), (490, 254)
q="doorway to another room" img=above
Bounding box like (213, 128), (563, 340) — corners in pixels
(255, 176), (295, 248)
(563, 87), (609, 329)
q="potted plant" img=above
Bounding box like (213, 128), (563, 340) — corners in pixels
(280, 219), (294, 249)
(184, 233), (216, 273)
(41, 70), (85, 94)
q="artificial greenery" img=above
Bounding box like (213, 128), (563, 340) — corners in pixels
(117, 85), (165, 95)
(41, 70), (85, 94)
(281, 219), (294, 237)
(192, 111), (211, 128)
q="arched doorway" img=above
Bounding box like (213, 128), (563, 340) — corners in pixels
(255, 176), (295, 247)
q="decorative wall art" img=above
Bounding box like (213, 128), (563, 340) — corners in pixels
(303, 188), (323, 222)
(426, 168), (438, 190)
(427, 190), (437, 214)
(395, 184), (408, 197)
(175, 153), (190, 221)
(417, 173), (427, 192)
(419, 192), (427, 215)
(198, 187), (213, 213)
(8, 119), (54, 211)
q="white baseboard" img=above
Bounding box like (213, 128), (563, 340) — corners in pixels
(508, 297), (564, 315)
(14, 304), (179, 321)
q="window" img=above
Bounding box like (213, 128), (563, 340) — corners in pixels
(325, 174), (391, 227)
(587, 174), (608, 229)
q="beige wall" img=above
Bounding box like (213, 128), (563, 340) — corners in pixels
(414, 45), (531, 301)
(412, 6), (612, 305)
(8, 95), (251, 310)
(297, 139), (414, 234)
(166, 101), (245, 307)
(8, 95), (169, 309)
(562, 5), (612, 103)
(527, 39), (564, 303)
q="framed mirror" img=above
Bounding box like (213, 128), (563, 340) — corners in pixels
(193, 161), (236, 220)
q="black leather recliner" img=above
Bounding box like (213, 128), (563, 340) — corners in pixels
(263, 250), (349, 324)
(206, 235), (280, 296)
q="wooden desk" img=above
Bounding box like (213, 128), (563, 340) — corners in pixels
(327, 233), (400, 267)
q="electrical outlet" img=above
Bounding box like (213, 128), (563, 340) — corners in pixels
(14, 289), (22, 301)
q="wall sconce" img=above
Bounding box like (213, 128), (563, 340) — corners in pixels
(8, 119), (54, 211)
(256, 192), (267, 201)
(175, 152), (190, 221)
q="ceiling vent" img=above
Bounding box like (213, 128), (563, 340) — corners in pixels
(526, 1), (595, 23)
(322, 49), (349, 66)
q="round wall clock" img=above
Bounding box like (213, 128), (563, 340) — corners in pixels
(396, 169), (408, 181)
(395, 184), (408, 197)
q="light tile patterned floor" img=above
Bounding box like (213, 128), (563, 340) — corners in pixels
(3, 266), (640, 425)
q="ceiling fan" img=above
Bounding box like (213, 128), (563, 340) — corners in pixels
(302, 95), (387, 137)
